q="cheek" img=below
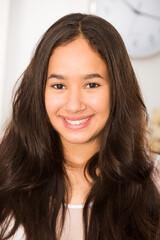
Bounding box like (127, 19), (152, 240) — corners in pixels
(89, 92), (110, 116)
(45, 92), (63, 117)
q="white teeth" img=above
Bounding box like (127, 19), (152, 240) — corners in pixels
(65, 117), (90, 125)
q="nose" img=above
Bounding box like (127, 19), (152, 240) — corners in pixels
(64, 88), (86, 114)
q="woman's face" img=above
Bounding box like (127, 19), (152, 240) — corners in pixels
(45, 37), (110, 145)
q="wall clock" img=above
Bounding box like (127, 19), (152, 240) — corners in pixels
(89, 0), (160, 59)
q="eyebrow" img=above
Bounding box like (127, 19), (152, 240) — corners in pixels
(84, 73), (104, 79)
(48, 74), (65, 80)
(48, 73), (104, 80)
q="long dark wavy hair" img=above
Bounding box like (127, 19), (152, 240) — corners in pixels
(0, 13), (160, 240)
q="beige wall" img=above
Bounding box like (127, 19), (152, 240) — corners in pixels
(0, 0), (10, 132)
(131, 54), (160, 116)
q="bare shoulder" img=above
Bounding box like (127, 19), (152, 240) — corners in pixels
(152, 153), (160, 192)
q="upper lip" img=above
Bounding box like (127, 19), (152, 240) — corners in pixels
(60, 114), (94, 121)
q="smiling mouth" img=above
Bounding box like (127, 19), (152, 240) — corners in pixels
(64, 117), (91, 125)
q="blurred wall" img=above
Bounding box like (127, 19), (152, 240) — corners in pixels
(0, 0), (10, 133)
(0, 0), (160, 136)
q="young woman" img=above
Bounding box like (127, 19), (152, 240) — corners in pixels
(0, 13), (159, 240)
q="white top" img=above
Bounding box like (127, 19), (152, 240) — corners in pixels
(58, 203), (92, 240)
(2, 154), (160, 240)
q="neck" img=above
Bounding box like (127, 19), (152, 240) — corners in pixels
(61, 138), (100, 169)
(61, 138), (100, 204)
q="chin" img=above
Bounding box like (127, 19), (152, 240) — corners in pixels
(60, 134), (93, 145)
(64, 138), (90, 145)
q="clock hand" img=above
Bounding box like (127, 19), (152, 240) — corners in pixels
(121, 0), (160, 21)
(139, 11), (160, 21)
(121, 0), (136, 13)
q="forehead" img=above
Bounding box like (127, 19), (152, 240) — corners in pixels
(47, 37), (108, 76)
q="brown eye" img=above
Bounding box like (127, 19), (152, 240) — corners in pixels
(86, 83), (99, 88)
(52, 84), (65, 89)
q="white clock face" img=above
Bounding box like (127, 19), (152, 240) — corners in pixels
(91, 0), (160, 58)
